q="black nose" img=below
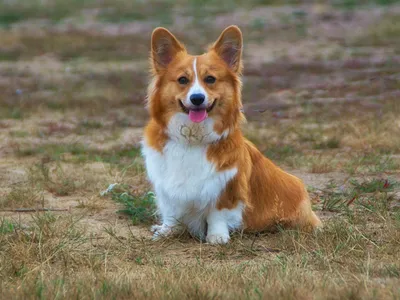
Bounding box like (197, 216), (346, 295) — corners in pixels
(190, 93), (205, 106)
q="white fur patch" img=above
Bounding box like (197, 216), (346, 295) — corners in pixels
(184, 58), (208, 107)
(142, 123), (241, 240)
(206, 202), (244, 244)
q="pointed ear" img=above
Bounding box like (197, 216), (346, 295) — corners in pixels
(212, 25), (243, 73)
(151, 27), (185, 72)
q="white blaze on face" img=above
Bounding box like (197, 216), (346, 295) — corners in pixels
(185, 58), (208, 107)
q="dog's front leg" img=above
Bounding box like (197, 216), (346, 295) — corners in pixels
(206, 204), (243, 244)
(151, 191), (183, 240)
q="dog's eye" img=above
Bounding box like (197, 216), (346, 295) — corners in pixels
(204, 76), (216, 84)
(178, 76), (189, 85)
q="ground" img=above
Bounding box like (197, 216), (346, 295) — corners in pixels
(0, 0), (399, 299)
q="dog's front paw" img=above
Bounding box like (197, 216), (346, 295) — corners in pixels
(206, 233), (230, 245)
(150, 224), (163, 233)
(151, 224), (174, 240)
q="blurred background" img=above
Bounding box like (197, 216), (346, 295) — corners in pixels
(0, 0), (399, 204)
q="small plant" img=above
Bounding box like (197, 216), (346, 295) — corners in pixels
(319, 178), (398, 213)
(348, 178), (397, 214)
(104, 184), (156, 225)
(349, 178), (396, 193)
(319, 181), (348, 212)
(0, 219), (15, 234)
(314, 137), (341, 150)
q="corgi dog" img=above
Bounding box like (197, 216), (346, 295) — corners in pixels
(142, 25), (321, 244)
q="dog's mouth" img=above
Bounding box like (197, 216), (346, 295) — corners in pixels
(179, 100), (217, 123)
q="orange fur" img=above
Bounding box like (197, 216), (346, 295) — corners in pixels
(144, 26), (321, 233)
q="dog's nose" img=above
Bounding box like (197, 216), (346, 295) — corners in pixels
(190, 93), (205, 106)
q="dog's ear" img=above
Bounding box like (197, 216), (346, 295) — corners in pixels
(151, 27), (185, 72)
(212, 25), (243, 73)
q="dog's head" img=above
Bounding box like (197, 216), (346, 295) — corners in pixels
(147, 26), (244, 144)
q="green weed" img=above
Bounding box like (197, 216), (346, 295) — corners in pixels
(0, 219), (15, 234)
(350, 178), (397, 193)
(107, 185), (156, 225)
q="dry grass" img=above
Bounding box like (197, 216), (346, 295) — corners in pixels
(1, 185), (42, 209)
(0, 206), (399, 299)
(0, 0), (399, 299)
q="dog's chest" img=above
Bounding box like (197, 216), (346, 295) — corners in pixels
(142, 140), (237, 207)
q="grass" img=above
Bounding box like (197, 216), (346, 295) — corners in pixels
(350, 178), (397, 193)
(0, 66), (147, 123)
(1, 184), (42, 209)
(0, 0), (90, 27)
(319, 178), (398, 215)
(15, 143), (142, 165)
(335, 0), (400, 9)
(0, 207), (398, 299)
(0, 0), (317, 29)
(309, 157), (336, 174)
(264, 145), (298, 162)
(0, 32), (150, 62)
(345, 152), (399, 175)
(0, 0), (399, 298)
(313, 137), (341, 150)
(106, 184), (156, 225)
(0, 219), (15, 234)
(9, 130), (29, 138)
(352, 15), (400, 48)
(27, 162), (78, 196)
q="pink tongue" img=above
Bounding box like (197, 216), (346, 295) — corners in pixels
(189, 109), (207, 123)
